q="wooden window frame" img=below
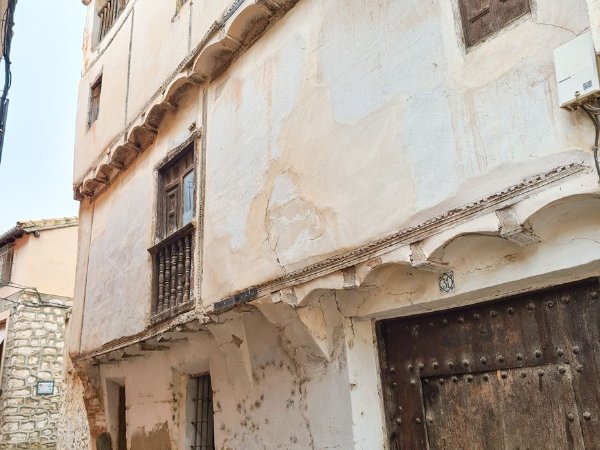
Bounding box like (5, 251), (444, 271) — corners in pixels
(88, 74), (102, 128)
(156, 142), (196, 241)
(149, 138), (198, 323)
(0, 243), (14, 286)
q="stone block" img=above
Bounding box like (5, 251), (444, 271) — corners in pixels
(14, 347), (35, 357)
(20, 421), (35, 431)
(6, 432), (27, 441)
(28, 431), (40, 441)
(33, 412), (48, 421)
(14, 330), (32, 339)
(4, 397), (23, 407)
(43, 323), (58, 332)
(1, 422), (19, 432)
(7, 378), (25, 389)
(10, 369), (30, 379)
(11, 388), (31, 397)
(10, 356), (25, 366)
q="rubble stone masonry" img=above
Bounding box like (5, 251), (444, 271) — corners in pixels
(0, 292), (71, 450)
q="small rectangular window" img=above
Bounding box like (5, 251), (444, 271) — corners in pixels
(188, 375), (215, 450)
(88, 76), (102, 127)
(0, 244), (14, 285)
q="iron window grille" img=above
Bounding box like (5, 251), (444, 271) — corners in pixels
(88, 75), (102, 127)
(190, 375), (215, 450)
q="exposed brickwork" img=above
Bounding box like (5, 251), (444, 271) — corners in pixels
(0, 292), (71, 450)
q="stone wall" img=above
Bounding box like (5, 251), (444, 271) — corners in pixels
(0, 292), (71, 450)
(56, 356), (90, 450)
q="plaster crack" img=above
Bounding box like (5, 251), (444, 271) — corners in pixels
(534, 21), (582, 37)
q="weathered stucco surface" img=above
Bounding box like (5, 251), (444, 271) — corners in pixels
(74, 0), (598, 349)
(8, 226), (78, 299)
(68, 0), (600, 449)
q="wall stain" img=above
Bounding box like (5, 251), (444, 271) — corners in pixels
(130, 422), (171, 450)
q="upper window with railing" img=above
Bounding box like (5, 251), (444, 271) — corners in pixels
(96, 0), (128, 44)
(149, 143), (196, 323)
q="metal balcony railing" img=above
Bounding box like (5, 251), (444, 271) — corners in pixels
(149, 222), (194, 322)
(98, 0), (128, 43)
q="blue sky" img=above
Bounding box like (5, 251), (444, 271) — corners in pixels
(0, 1), (86, 232)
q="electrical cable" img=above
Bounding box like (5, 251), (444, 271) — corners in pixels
(0, 0), (16, 164)
(1, 282), (71, 309)
(580, 100), (600, 183)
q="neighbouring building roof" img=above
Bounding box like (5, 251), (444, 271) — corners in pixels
(0, 217), (78, 247)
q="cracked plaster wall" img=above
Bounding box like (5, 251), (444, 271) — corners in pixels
(87, 306), (378, 449)
(347, 195), (600, 319)
(76, 90), (201, 351)
(201, 0), (594, 300)
(74, 0), (599, 349)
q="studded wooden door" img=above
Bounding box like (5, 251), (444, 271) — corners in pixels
(378, 279), (600, 449)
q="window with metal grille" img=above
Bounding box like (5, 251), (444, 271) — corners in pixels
(88, 75), (102, 127)
(189, 375), (215, 450)
(97, 0), (128, 43)
(0, 244), (14, 285)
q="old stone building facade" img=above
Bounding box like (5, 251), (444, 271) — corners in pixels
(0, 218), (78, 449)
(68, 0), (600, 449)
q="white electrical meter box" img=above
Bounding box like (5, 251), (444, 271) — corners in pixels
(554, 32), (600, 109)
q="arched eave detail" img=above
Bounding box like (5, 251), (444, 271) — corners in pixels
(226, 3), (273, 46)
(72, 0), (313, 200)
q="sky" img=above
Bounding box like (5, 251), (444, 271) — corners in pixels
(0, 1), (86, 232)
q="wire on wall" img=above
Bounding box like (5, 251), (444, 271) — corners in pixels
(0, 281), (70, 310)
(580, 99), (600, 183)
(0, 0), (17, 165)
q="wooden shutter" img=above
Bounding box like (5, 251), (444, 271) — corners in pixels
(0, 244), (13, 285)
(459, 0), (531, 48)
(159, 144), (195, 238)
